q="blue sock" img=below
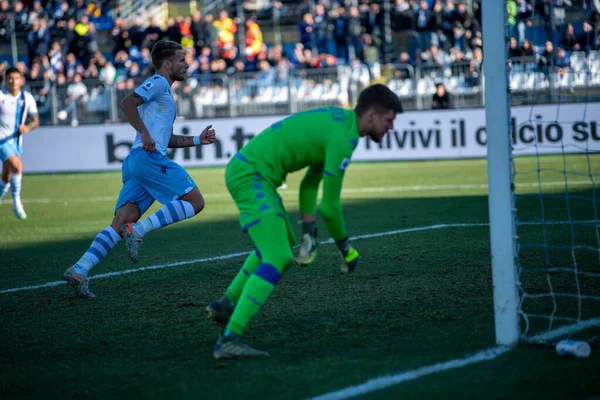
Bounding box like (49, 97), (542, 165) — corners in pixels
(74, 226), (122, 275)
(0, 179), (9, 201)
(133, 200), (195, 237)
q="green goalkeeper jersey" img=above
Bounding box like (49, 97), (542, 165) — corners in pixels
(239, 106), (360, 240)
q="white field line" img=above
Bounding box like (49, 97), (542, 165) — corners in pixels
(308, 346), (512, 400)
(0, 222), (487, 295)
(3, 220), (596, 398)
(523, 317), (600, 343)
(0, 180), (594, 206)
(309, 316), (600, 400)
(1, 219), (597, 294)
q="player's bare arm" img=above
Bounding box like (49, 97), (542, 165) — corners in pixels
(168, 125), (216, 148)
(18, 113), (39, 134)
(120, 92), (155, 152)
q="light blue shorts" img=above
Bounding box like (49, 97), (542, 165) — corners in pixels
(115, 148), (197, 215)
(0, 140), (21, 163)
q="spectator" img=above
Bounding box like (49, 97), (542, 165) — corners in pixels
(244, 16), (263, 61)
(203, 14), (219, 56)
(552, 0), (572, 38)
(392, 0), (415, 53)
(347, 6), (364, 60)
(415, 0), (434, 50)
(165, 17), (183, 45)
(456, 2), (478, 33)
(30, 70), (52, 124)
(142, 17), (162, 50)
(468, 47), (483, 85)
(521, 38), (535, 57)
(554, 47), (570, 76)
(364, 2), (384, 40)
(576, 21), (598, 52)
(179, 16), (194, 48)
(561, 23), (577, 50)
(509, 37), (523, 59)
(516, 0), (532, 43)
(110, 17), (128, 56)
(99, 61), (116, 85)
(27, 19), (50, 65)
(332, 6), (349, 62)
(431, 82), (454, 109)
(13, 1), (29, 32)
(363, 33), (381, 77)
(313, 4), (329, 54)
(49, 41), (64, 75)
(452, 24), (465, 52)
(450, 48), (468, 75)
(0, 2), (10, 39)
(57, 73), (88, 126)
(299, 13), (315, 51)
(214, 10), (237, 59)
(190, 11), (205, 51)
(507, 0), (517, 39)
(591, 0), (600, 39)
(431, 0), (444, 47)
(541, 40), (556, 71)
(128, 16), (144, 50)
(441, 0), (455, 43)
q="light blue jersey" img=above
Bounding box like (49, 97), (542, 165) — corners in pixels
(0, 88), (38, 162)
(131, 74), (176, 156)
(115, 74), (196, 213)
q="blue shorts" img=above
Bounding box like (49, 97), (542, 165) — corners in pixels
(115, 148), (197, 215)
(0, 140), (21, 163)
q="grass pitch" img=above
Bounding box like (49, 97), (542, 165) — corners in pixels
(1, 155), (599, 399)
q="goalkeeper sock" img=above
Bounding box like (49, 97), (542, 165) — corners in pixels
(133, 200), (195, 237)
(225, 249), (262, 304)
(225, 263), (280, 336)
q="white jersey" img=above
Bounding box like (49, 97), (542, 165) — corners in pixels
(0, 88), (38, 145)
(131, 74), (176, 156)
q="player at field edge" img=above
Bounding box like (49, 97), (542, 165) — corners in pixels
(63, 40), (217, 299)
(0, 67), (40, 220)
(207, 83), (403, 359)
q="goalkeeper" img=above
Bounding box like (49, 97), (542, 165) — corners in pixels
(207, 84), (403, 359)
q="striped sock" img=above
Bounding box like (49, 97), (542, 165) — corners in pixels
(0, 180), (9, 201)
(9, 173), (21, 202)
(133, 200), (195, 237)
(73, 226), (122, 275)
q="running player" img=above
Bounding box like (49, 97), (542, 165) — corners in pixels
(63, 40), (216, 298)
(0, 67), (39, 219)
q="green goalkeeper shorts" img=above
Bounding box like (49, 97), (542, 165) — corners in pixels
(225, 154), (296, 247)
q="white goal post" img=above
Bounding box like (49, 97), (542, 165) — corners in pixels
(482, 0), (521, 346)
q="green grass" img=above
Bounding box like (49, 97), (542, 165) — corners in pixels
(0, 155), (599, 400)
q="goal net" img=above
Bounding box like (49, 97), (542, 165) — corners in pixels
(484, 0), (600, 346)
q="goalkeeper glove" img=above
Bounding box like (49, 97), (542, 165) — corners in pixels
(336, 237), (359, 274)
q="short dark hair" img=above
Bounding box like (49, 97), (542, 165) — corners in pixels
(355, 84), (403, 116)
(5, 67), (23, 77)
(151, 40), (183, 69)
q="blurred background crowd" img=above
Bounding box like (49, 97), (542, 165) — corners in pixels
(0, 0), (598, 125)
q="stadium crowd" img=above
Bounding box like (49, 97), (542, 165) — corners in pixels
(0, 0), (598, 124)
